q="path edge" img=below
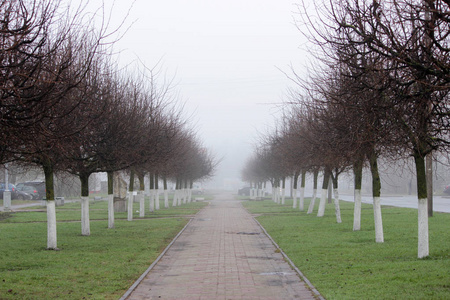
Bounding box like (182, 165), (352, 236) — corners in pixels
(252, 216), (325, 300)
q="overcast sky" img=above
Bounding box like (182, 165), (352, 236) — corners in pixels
(86, 0), (310, 188)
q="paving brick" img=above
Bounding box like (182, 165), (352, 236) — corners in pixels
(124, 195), (318, 299)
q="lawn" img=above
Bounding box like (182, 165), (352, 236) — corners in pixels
(242, 198), (450, 300)
(0, 197), (209, 299)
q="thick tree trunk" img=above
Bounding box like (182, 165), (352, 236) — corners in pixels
(138, 172), (145, 217)
(149, 173), (155, 212)
(353, 160), (363, 231)
(369, 151), (384, 243)
(317, 169), (330, 217)
(43, 161), (57, 249)
(79, 173), (91, 235)
(107, 171), (114, 229)
(307, 170), (319, 214)
(292, 172), (299, 208)
(414, 153), (429, 258)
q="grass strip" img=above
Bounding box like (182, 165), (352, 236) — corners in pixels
(0, 199), (209, 299)
(242, 198), (450, 300)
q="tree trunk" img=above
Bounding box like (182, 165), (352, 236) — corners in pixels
(414, 153), (429, 258)
(138, 172), (145, 217)
(163, 176), (169, 208)
(332, 171), (342, 223)
(293, 172), (299, 208)
(299, 170), (306, 211)
(128, 169), (134, 221)
(426, 153), (433, 217)
(155, 173), (160, 210)
(149, 173), (155, 212)
(281, 177), (286, 205)
(317, 169), (330, 217)
(353, 160), (363, 231)
(368, 151), (384, 243)
(79, 173), (91, 235)
(43, 161), (57, 249)
(107, 171), (114, 229)
(307, 170), (319, 214)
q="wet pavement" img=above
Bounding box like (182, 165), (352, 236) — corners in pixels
(122, 193), (319, 300)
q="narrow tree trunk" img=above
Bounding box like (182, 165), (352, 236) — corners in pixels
(138, 172), (145, 217)
(307, 170), (318, 214)
(188, 180), (193, 203)
(353, 160), (363, 231)
(293, 172), (299, 208)
(107, 171), (114, 229)
(332, 171), (342, 223)
(163, 176), (169, 208)
(299, 170), (306, 211)
(128, 169), (134, 221)
(281, 177), (286, 205)
(369, 151), (384, 243)
(172, 178), (178, 207)
(317, 169), (330, 217)
(414, 153), (429, 258)
(79, 173), (91, 236)
(426, 153), (433, 217)
(155, 173), (160, 210)
(149, 173), (155, 212)
(43, 161), (57, 249)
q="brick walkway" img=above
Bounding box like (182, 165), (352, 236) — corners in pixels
(123, 194), (319, 299)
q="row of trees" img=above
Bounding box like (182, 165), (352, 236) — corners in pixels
(1, 0), (215, 249)
(242, 0), (449, 258)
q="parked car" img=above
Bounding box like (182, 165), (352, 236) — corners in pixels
(238, 187), (251, 196)
(16, 181), (45, 199)
(443, 185), (450, 195)
(0, 183), (32, 200)
(16, 184), (40, 200)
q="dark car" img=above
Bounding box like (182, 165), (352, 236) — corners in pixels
(16, 181), (45, 199)
(443, 185), (450, 195)
(238, 187), (251, 196)
(0, 183), (32, 200)
(16, 184), (40, 200)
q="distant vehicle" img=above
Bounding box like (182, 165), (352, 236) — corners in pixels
(238, 187), (251, 196)
(0, 183), (32, 200)
(16, 181), (45, 199)
(443, 185), (450, 195)
(16, 184), (40, 200)
(192, 185), (204, 195)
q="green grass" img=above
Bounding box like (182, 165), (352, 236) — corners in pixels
(0, 198), (209, 299)
(242, 198), (450, 299)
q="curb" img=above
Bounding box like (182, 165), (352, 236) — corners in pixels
(253, 217), (325, 300)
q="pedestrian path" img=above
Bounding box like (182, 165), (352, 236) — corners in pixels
(123, 194), (319, 299)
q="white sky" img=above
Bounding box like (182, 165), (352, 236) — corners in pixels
(84, 0), (310, 188)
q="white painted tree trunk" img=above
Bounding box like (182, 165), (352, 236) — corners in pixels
(299, 187), (305, 211)
(353, 189), (362, 231)
(182, 188), (186, 204)
(81, 196), (90, 235)
(139, 191), (145, 217)
(292, 188), (297, 208)
(155, 189), (160, 210)
(373, 196), (384, 243)
(307, 189), (317, 214)
(172, 190), (177, 207)
(127, 193), (133, 221)
(150, 189), (155, 211)
(108, 194), (114, 229)
(164, 190), (169, 208)
(317, 189), (327, 217)
(281, 188), (286, 205)
(187, 188), (192, 203)
(333, 188), (342, 223)
(47, 201), (57, 249)
(418, 198), (429, 258)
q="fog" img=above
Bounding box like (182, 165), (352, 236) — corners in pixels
(80, 0), (309, 189)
